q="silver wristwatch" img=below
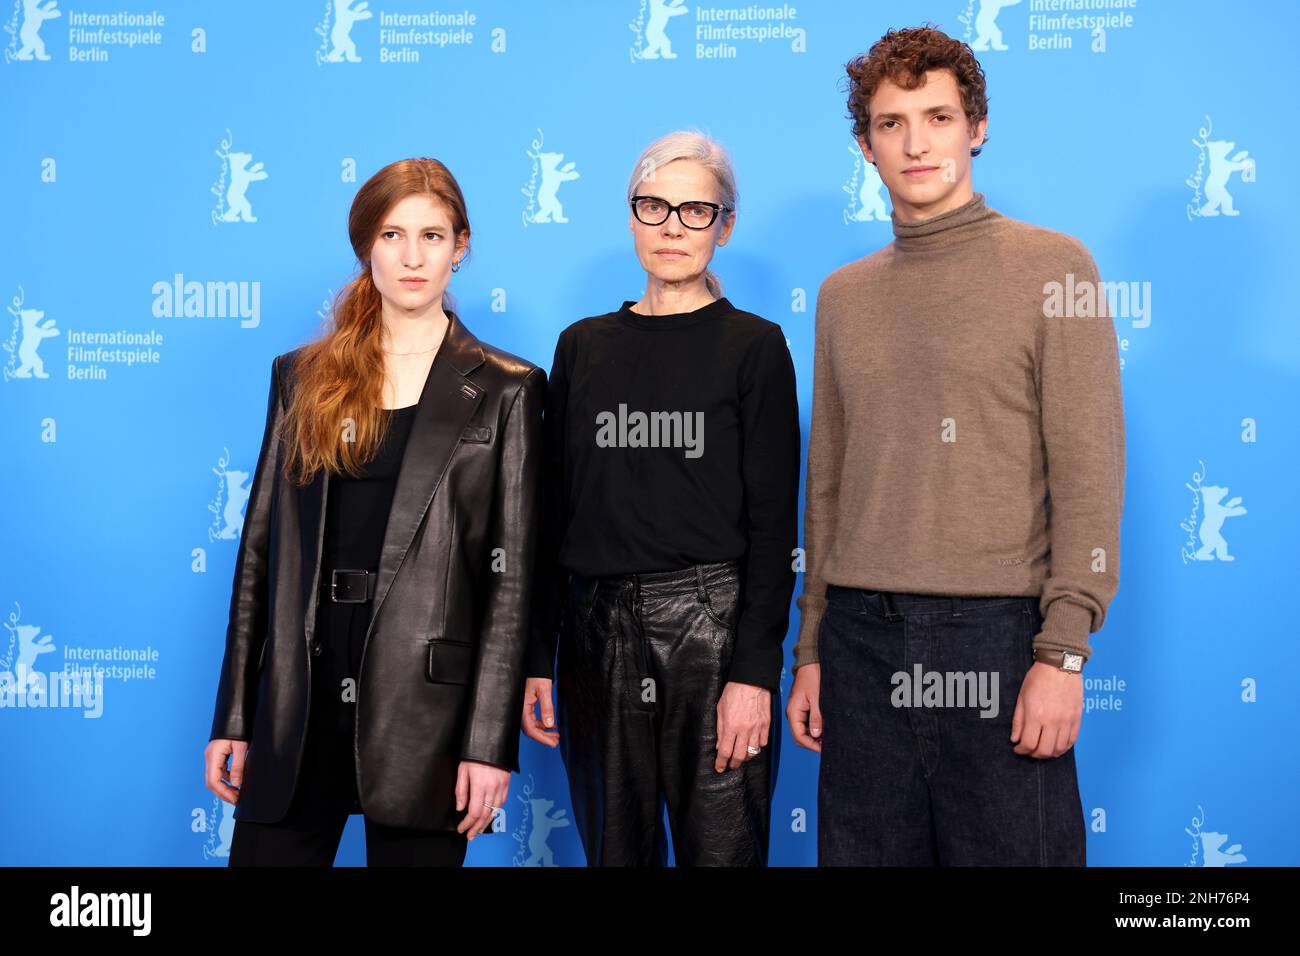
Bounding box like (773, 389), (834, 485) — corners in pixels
(1034, 647), (1085, 673)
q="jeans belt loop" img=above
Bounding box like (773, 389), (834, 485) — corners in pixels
(951, 596), (963, 617)
(694, 565), (709, 605)
(881, 591), (903, 623)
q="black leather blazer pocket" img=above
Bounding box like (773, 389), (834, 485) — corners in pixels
(460, 425), (491, 443)
(426, 639), (476, 685)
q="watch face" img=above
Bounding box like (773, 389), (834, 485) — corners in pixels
(1062, 653), (1084, 672)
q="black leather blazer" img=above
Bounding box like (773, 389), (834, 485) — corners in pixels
(209, 311), (545, 831)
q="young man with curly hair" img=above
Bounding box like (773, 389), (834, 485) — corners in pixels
(786, 25), (1125, 866)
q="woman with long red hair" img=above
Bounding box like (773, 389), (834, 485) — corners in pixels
(203, 157), (545, 866)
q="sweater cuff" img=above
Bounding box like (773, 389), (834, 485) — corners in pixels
(724, 651), (782, 692)
(523, 627), (557, 681)
(1034, 599), (1096, 661)
(792, 593), (826, 671)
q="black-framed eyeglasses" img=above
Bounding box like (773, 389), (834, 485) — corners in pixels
(630, 195), (731, 230)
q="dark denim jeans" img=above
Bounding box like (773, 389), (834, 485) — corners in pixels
(817, 585), (1086, 866)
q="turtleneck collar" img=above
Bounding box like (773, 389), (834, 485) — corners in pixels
(891, 192), (999, 252)
(619, 295), (733, 330)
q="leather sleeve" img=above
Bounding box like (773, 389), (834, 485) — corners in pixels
(461, 365), (546, 772)
(209, 354), (285, 742)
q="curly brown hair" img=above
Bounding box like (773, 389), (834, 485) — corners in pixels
(845, 24), (989, 157)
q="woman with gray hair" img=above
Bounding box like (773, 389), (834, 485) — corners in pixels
(521, 130), (801, 866)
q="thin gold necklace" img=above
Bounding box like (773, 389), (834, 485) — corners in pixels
(382, 344), (440, 355)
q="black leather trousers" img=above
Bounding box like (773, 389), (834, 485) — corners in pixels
(556, 560), (778, 866)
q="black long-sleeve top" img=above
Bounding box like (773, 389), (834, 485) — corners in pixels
(525, 296), (801, 690)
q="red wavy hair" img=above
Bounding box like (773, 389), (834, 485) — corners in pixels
(280, 157), (471, 486)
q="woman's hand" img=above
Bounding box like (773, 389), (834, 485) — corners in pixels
(204, 738), (248, 803)
(520, 677), (560, 747)
(455, 761), (510, 840)
(715, 681), (771, 772)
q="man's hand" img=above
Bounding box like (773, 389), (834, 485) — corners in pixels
(715, 681), (771, 772)
(455, 761), (510, 840)
(785, 663), (822, 752)
(1011, 661), (1083, 758)
(204, 738), (248, 803)
(521, 677), (559, 747)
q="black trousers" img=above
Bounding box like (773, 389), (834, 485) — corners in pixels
(556, 560), (778, 866)
(229, 596), (469, 867)
(226, 722), (469, 866)
(228, 808), (469, 867)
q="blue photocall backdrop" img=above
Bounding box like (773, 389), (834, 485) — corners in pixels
(3, 0), (1296, 866)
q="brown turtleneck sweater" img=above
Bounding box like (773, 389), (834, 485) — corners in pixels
(793, 191), (1125, 670)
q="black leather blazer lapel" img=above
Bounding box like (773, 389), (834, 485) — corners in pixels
(367, 312), (485, 636)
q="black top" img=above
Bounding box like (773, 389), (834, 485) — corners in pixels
(322, 403), (419, 572)
(313, 403), (418, 735)
(526, 296), (801, 690)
